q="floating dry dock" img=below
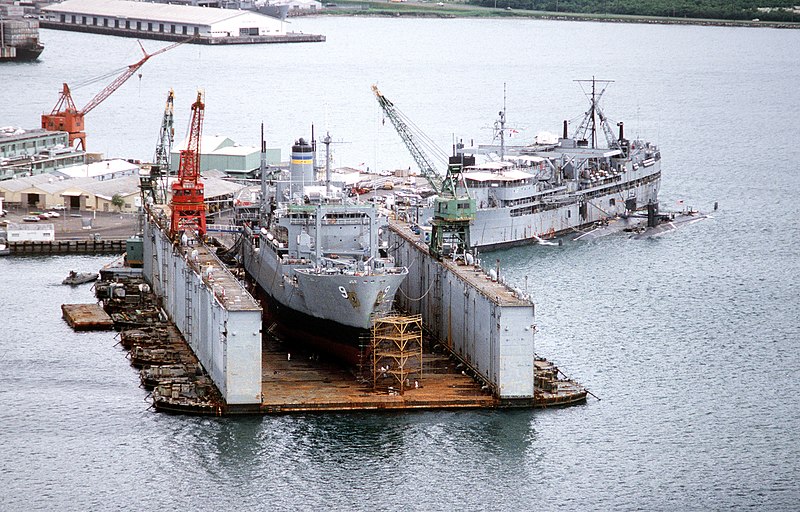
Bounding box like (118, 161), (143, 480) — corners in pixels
(128, 206), (589, 414)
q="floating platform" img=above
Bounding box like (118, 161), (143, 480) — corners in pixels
(61, 303), (114, 330)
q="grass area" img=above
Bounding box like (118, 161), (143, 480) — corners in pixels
(315, 0), (799, 26)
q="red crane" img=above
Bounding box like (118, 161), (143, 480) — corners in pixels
(41, 39), (184, 151)
(170, 90), (206, 239)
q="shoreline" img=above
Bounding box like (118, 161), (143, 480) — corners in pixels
(308, 2), (800, 29)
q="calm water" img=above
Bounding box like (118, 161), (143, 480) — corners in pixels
(2, 17), (800, 510)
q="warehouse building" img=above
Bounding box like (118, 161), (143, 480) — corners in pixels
(40, 0), (304, 41)
(171, 135), (281, 179)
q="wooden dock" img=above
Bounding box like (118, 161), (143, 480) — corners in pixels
(10, 239), (126, 255)
(61, 303), (114, 330)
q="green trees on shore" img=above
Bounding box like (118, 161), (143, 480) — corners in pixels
(467, 0), (799, 22)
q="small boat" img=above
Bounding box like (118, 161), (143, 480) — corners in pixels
(62, 270), (98, 285)
(0, 241), (9, 256)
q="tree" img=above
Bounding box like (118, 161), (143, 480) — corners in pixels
(111, 193), (125, 212)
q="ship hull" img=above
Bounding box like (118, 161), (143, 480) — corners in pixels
(241, 235), (408, 332)
(469, 170), (661, 250)
(5, 44), (43, 61)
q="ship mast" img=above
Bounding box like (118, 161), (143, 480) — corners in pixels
(323, 132), (332, 198)
(492, 83), (513, 160)
(573, 78), (616, 148)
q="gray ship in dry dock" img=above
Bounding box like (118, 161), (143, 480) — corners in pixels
(240, 137), (408, 359)
(454, 79), (661, 249)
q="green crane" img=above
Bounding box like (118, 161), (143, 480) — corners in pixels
(140, 89), (174, 206)
(371, 85), (475, 259)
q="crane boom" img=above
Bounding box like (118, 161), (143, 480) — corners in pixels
(154, 89), (175, 173)
(82, 40), (183, 115)
(170, 90), (206, 238)
(41, 39), (186, 151)
(371, 85), (443, 196)
(371, 85), (475, 259)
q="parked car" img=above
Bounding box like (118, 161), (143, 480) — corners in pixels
(48, 211), (61, 218)
(22, 216), (39, 222)
(52, 204), (66, 210)
(38, 213), (50, 220)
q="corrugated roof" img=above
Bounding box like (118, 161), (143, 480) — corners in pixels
(80, 175), (141, 199)
(0, 174), (58, 193)
(43, 0), (275, 26)
(57, 158), (139, 179)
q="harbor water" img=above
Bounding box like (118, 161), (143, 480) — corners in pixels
(2, 17), (800, 510)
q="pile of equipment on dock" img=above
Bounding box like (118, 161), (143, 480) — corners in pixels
(95, 273), (225, 415)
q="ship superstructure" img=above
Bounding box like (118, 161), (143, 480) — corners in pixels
(240, 137), (408, 336)
(456, 80), (662, 249)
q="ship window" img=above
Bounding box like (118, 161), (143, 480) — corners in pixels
(148, 22), (153, 31)
(82, 16), (87, 24)
(93, 17), (97, 25)
(567, 210), (571, 218)
(104, 18), (108, 27)
(126, 21), (130, 29)
(171, 25), (176, 33)
(137, 21), (141, 30)
(61, 14), (65, 22)
(71, 15), (75, 23)
(114, 20), (118, 28)
(194, 26), (200, 35)
(159, 23), (164, 32)
(182, 26), (188, 34)
(610, 198), (616, 206)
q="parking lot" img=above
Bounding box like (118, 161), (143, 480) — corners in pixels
(0, 203), (138, 240)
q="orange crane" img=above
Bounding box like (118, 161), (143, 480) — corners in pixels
(41, 39), (184, 151)
(170, 90), (206, 239)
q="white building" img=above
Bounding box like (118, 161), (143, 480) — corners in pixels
(6, 223), (55, 242)
(52, 158), (140, 181)
(42, 0), (287, 38)
(270, 0), (322, 13)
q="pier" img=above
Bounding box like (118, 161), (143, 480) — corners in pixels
(8, 238), (126, 255)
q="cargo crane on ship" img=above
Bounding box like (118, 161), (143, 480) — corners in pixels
(140, 89), (174, 206)
(41, 39), (184, 151)
(371, 85), (475, 259)
(170, 90), (206, 239)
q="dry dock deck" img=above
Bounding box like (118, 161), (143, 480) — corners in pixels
(258, 338), (497, 413)
(62, 303), (114, 330)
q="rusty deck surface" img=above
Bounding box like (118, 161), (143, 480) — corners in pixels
(260, 338), (498, 413)
(62, 303), (114, 330)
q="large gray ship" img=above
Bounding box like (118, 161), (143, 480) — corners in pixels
(454, 79), (661, 249)
(240, 138), (408, 359)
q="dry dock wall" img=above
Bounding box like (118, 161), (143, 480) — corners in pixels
(387, 224), (536, 401)
(143, 213), (262, 405)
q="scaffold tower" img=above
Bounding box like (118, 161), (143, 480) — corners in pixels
(371, 314), (423, 395)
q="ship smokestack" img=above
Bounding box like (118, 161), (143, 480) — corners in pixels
(618, 121), (624, 141)
(290, 138), (314, 201)
(563, 120), (568, 139)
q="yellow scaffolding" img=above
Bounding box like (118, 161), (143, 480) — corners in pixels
(371, 314), (423, 395)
